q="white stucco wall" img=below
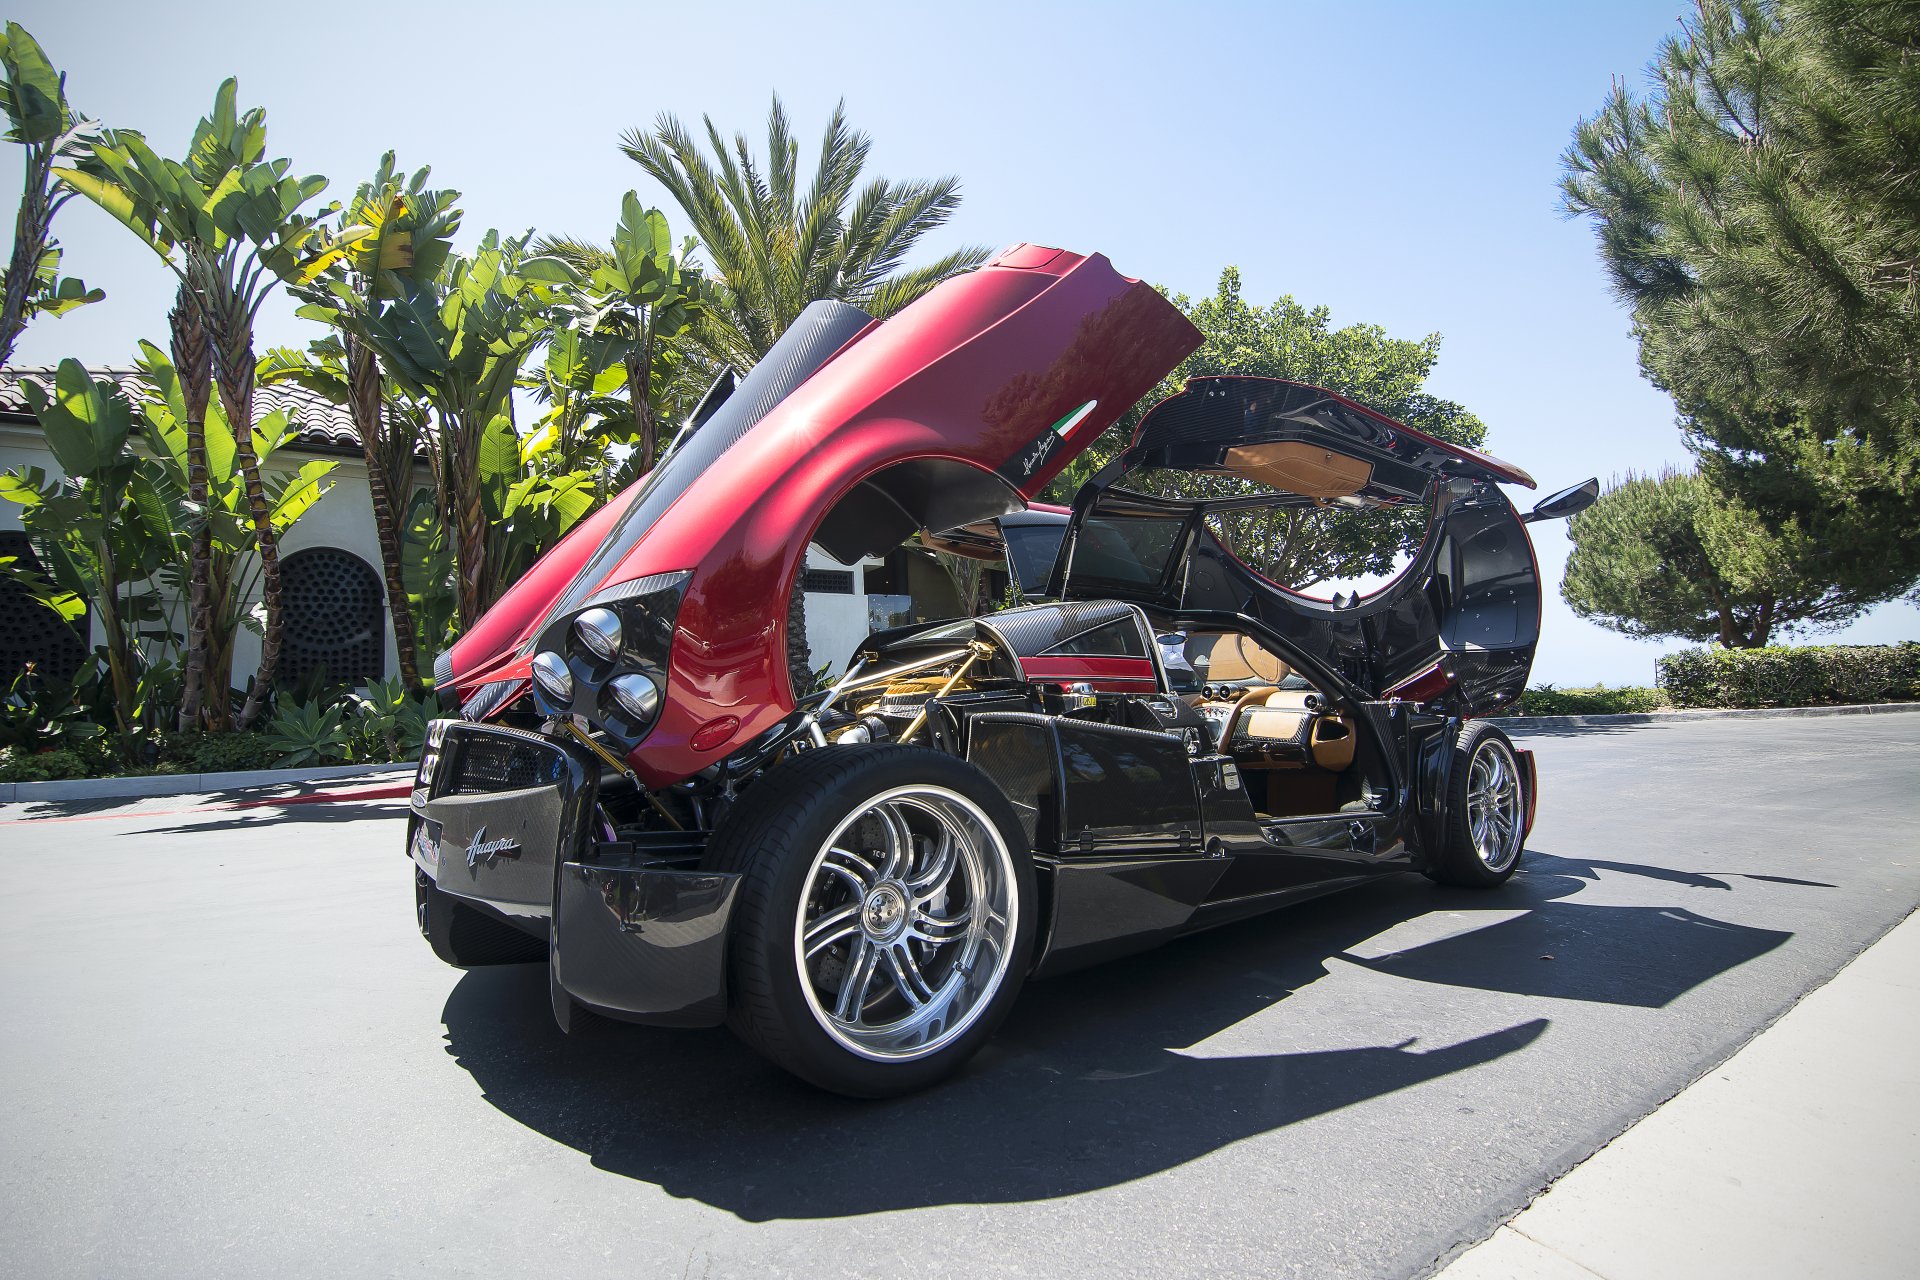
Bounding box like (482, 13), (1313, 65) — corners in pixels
(0, 421), (396, 686)
(802, 546), (887, 679)
(6, 417), (920, 692)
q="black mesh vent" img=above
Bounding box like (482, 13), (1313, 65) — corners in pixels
(0, 530), (89, 686)
(803, 568), (855, 594)
(280, 547), (385, 685)
(452, 734), (566, 794)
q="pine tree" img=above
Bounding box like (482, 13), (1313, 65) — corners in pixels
(1560, 0), (1920, 608)
(1563, 468), (1871, 647)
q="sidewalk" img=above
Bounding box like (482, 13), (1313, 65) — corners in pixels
(1437, 908), (1920, 1279)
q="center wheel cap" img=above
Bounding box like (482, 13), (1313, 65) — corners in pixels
(861, 883), (908, 941)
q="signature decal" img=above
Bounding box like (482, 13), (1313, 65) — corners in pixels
(1001, 400), (1099, 482)
(1019, 432), (1057, 476)
(465, 825), (522, 869)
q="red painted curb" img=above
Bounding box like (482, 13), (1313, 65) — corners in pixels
(229, 783), (413, 808)
(0, 782), (413, 826)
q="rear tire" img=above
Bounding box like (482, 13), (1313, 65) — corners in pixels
(704, 745), (1036, 1097)
(1425, 722), (1527, 888)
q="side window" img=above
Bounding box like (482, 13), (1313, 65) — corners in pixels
(1205, 496), (1435, 601)
(1000, 523), (1065, 597)
(1043, 617), (1148, 658)
(1070, 515), (1184, 590)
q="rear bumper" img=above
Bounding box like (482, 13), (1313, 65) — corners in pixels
(410, 720), (737, 1027)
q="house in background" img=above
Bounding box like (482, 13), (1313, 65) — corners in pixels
(0, 366), (986, 694)
(0, 368), (396, 694)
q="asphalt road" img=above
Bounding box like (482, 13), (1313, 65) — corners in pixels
(2, 714), (1916, 1279)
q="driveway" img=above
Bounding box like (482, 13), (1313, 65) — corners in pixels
(1, 715), (1915, 1278)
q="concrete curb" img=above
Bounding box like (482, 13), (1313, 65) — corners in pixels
(0, 760), (416, 805)
(1489, 700), (1920, 732)
(4, 699), (1914, 799)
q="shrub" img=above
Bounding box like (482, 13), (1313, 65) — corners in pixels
(0, 747), (91, 782)
(1514, 685), (1668, 716)
(1657, 643), (1920, 709)
(352, 678), (432, 764)
(188, 733), (283, 773)
(261, 699), (355, 767)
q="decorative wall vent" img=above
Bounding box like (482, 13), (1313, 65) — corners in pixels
(802, 568), (856, 595)
(0, 530), (88, 687)
(280, 547), (385, 685)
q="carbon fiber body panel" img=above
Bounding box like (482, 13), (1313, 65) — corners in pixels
(411, 721), (740, 1028)
(414, 724), (595, 918)
(530, 301), (875, 635)
(976, 599), (1150, 657)
(552, 862), (738, 1027)
(459, 678), (522, 722)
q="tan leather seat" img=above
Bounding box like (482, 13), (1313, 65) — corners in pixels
(1187, 633), (1291, 684)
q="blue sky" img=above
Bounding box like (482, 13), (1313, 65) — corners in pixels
(11, 0), (1916, 684)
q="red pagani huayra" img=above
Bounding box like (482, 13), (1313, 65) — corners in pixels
(410, 244), (1596, 1095)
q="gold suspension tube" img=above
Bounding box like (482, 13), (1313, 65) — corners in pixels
(559, 720), (682, 830)
(898, 641), (996, 744)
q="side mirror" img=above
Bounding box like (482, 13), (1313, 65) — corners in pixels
(1523, 477), (1599, 524)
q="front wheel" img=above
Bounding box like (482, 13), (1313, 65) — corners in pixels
(704, 745), (1036, 1097)
(1426, 722), (1528, 888)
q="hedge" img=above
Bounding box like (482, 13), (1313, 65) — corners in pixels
(1512, 685), (1668, 716)
(1656, 643), (1920, 709)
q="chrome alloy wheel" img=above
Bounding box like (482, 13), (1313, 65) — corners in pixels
(1466, 737), (1523, 872)
(792, 785), (1017, 1062)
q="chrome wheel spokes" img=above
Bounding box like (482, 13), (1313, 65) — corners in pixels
(793, 785), (1018, 1061)
(1466, 739), (1523, 872)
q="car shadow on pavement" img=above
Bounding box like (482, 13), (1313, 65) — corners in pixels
(440, 852), (1799, 1219)
(1503, 723), (1650, 739)
(112, 801), (410, 835)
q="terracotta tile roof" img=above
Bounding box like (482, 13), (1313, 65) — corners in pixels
(0, 365), (367, 457)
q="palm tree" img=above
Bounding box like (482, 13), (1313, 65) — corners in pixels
(0, 23), (101, 368)
(271, 154), (462, 694)
(57, 81), (340, 729)
(620, 95), (989, 368)
(622, 96), (988, 687)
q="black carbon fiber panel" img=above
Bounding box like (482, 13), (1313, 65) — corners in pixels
(965, 712), (1061, 848)
(433, 649), (454, 689)
(582, 569), (693, 609)
(1135, 379), (1397, 452)
(977, 600), (1150, 658)
(552, 864), (740, 1026)
(418, 722), (599, 922)
(1052, 718), (1199, 850)
(706, 300), (875, 453)
(459, 679), (521, 723)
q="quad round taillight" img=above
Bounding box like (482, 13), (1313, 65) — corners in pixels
(531, 651), (573, 703)
(573, 607), (622, 661)
(608, 672), (661, 722)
